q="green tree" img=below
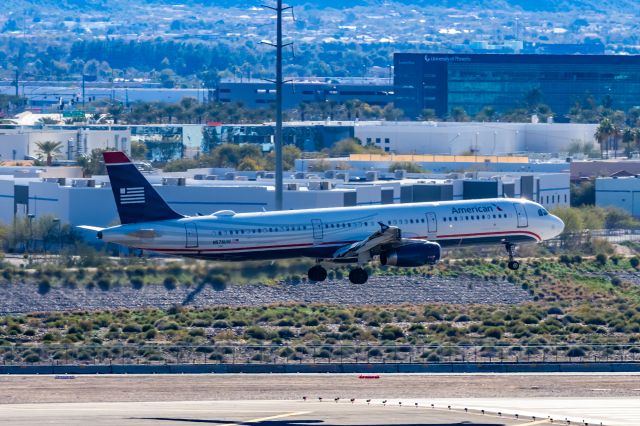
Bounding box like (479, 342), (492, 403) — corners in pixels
(449, 107), (469, 122)
(35, 141), (63, 166)
(37, 117), (59, 125)
(622, 127), (635, 158)
(419, 108), (437, 121)
(570, 180), (595, 206)
(595, 118), (616, 159)
(552, 208), (584, 233)
(327, 138), (377, 157)
(130, 141), (148, 160)
(77, 149), (108, 176)
(388, 162), (426, 173)
(265, 145), (302, 171)
(107, 102), (124, 124)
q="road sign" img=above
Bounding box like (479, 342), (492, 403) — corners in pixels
(62, 110), (85, 118)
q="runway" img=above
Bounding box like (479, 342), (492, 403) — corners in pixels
(0, 399), (529, 425)
(1, 374), (639, 425)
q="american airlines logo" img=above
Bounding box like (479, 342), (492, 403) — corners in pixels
(120, 187), (145, 204)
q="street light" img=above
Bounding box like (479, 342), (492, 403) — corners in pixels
(53, 218), (61, 252)
(27, 213), (35, 253)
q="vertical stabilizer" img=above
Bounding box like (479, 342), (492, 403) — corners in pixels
(103, 151), (183, 224)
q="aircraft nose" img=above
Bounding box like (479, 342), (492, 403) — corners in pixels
(551, 214), (565, 236)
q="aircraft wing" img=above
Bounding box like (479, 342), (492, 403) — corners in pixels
(332, 222), (401, 260)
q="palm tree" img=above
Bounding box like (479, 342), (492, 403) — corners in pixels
(36, 141), (63, 166)
(623, 127), (635, 158)
(595, 118), (615, 159)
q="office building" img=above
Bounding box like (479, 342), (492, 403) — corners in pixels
(394, 53), (640, 119)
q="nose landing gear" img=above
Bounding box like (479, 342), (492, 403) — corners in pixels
(504, 242), (520, 271)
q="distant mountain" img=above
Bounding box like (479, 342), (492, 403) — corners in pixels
(4, 0), (640, 12)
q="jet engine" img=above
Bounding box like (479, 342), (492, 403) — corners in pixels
(380, 241), (441, 267)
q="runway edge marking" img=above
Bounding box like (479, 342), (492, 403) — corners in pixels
(219, 410), (311, 426)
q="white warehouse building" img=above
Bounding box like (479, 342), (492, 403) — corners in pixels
(0, 126), (131, 162)
(355, 121), (597, 155)
(0, 167), (569, 229)
(596, 176), (640, 217)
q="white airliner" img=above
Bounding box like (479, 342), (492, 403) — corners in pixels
(80, 152), (564, 284)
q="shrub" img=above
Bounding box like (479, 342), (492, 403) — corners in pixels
(558, 254), (571, 265)
(163, 276), (177, 290)
(566, 347), (586, 358)
(245, 326), (268, 340)
(131, 277), (144, 289)
(631, 257), (640, 269)
(38, 279), (51, 295)
(277, 328), (294, 339)
(611, 277), (622, 287)
(547, 306), (564, 315)
(97, 278), (111, 291)
(595, 253), (608, 266)
(24, 354), (40, 363)
(484, 327), (503, 339)
(380, 325), (404, 340)
(368, 348), (383, 357)
(205, 273), (228, 291)
(189, 329), (205, 337)
(122, 324), (142, 333)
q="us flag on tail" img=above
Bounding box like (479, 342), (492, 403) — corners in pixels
(120, 187), (145, 204)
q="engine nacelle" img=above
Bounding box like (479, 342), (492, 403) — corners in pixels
(380, 241), (441, 267)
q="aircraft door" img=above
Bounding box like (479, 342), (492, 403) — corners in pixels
(426, 212), (437, 234)
(185, 223), (199, 248)
(311, 219), (323, 244)
(513, 203), (528, 228)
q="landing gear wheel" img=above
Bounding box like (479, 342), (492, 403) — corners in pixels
(348, 267), (369, 284)
(308, 265), (327, 282)
(504, 242), (520, 271)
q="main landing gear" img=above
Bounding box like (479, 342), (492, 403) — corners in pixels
(308, 265), (327, 282)
(504, 242), (520, 271)
(348, 267), (368, 285)
(307, 264), (369, 284)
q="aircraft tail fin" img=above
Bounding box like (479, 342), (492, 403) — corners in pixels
(103, 151), (183, 224)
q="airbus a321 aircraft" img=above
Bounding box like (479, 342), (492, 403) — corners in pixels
(80, 152), (565, 284)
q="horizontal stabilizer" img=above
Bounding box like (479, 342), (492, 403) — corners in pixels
(77, 225), (105, 232)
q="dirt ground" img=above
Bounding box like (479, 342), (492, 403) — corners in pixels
(1, 374), (639, 404)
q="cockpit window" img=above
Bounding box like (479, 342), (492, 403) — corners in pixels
(538, 208), (549, 216)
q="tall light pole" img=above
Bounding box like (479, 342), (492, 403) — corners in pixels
(264, 0), (291, 211)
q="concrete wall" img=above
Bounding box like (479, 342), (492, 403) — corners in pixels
(2, 362), (640, 375)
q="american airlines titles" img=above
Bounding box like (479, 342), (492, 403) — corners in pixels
(451, 205), (495, 214)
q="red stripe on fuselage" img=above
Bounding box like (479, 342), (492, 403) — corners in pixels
(437, 230), (541, 241)
(145, 230), (541, 254)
